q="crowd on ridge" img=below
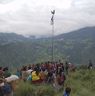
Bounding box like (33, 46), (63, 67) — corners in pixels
(0, 60), (94, 96)
(16, 61), (75, 84)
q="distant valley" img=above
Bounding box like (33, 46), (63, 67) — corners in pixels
(0, 27), (95, 68)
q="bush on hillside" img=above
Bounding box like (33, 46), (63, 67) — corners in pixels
(14, 82), (55, 96)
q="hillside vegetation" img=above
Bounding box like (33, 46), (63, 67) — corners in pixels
(65, 69), (95, 96)
(0, 27), (95, 67)
(14, 69), (95, 96)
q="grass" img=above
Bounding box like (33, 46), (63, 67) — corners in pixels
(14, 69), (95, 96)
(14, 82), (55, 96)
(64, 69), (95, 96)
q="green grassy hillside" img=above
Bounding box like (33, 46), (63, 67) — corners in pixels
(14, 69), (95, 96)
(65, 69), (95, 96)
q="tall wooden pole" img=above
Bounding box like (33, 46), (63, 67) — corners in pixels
(51, 10), (55, 62)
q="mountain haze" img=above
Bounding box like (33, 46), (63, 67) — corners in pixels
(0, 33), (28, 45)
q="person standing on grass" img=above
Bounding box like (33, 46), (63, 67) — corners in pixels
(63, 87), (71, 96)
(65, 61), (69, 75)
(0, 79), (13, 96)
(88, 60), (93, 70)
(0, 78), (4, 96)
(3, 67), (11, 78)
(0, 67), (4, 79)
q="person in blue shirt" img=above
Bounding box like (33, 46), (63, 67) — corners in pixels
(63, 87), (71, 96)
(15, 68), (22, 78)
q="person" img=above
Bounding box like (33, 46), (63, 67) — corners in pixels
(0, 77), (13, 96)
(47, 70), (53, 83)
(65, 61), (69, 75)
(52, 73), (60, 90)
(28, 65), (32, 70)
(27, 74), (32, 83)
(39, 69), (46, 83)
(32, 69), (41, 84)
(0, 67), (4, 79)
(2, 80), (12, 96)
(3, 67), (11, 78)
(21, 66), (28, 81)
(0, 78), (4, 96)
(56, 72), (65, 86)
(88, 60), (93, 70)
(63, 87), (71, 96)
(15, 69), (22, 79)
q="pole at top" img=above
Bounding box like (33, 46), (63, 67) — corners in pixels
(51, 10), (55, 62)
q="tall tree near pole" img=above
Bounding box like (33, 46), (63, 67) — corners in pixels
(51, 10), (55, 62)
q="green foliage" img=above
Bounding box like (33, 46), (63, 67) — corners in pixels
(0, 27), (95, 67)
(15, 82), (55, 96)
(64, 69), (95, 96)
(14, 70), (95, 96)
(15, 82), (35, 96)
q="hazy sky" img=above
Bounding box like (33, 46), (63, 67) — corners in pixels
(0, 0), (95, 36)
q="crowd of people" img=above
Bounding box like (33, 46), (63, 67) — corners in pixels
(16, 61), (70, 86)
(0, 61), (76, 96)
(0, 59), (94, 96)
(0, 67), (13, 96)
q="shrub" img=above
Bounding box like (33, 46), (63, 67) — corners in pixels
(14, 82), (55, 96)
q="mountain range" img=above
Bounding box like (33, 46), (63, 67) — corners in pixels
(0, 27), (95, 68)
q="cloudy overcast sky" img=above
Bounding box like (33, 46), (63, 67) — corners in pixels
(0, 0), (95, 36)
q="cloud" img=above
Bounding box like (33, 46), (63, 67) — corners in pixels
(0, 0), (95, 36)
(0, 0), (14, 4)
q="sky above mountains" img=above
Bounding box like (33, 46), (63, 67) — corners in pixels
(0, 0), (95, 36)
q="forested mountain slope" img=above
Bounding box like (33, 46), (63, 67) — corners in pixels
(0, 27), (95, 67)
